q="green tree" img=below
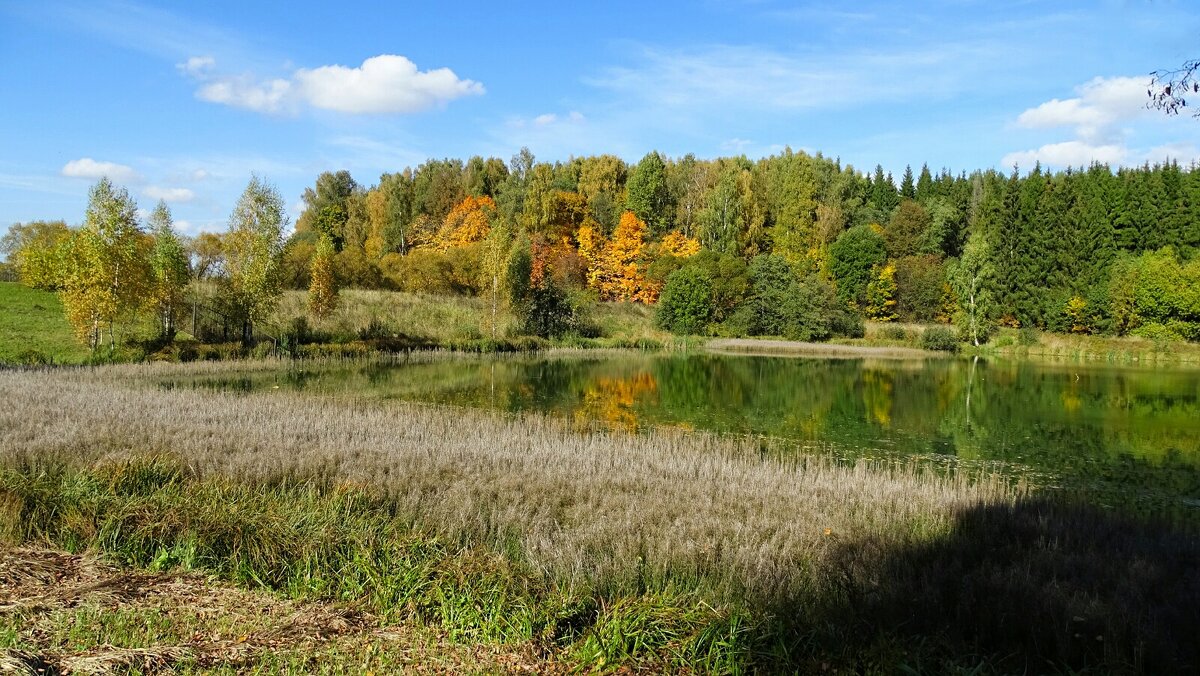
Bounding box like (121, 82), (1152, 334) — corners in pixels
(223, 175), (287, 343)
(625, 151), (672, 236)
(656, 265), (713, 334)
(828, 224), (887, 304)
(950, 231), (994, 345)
(147, 201), (190, 338)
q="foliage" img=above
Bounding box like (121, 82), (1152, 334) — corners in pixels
(58, 178), (149, 352)
(307, 235), (338, 319)
(863, 263), (898, 321)
(222, 176), (287, 342)
(829, 224), (887, 304)
(1106, 247), (1200, 340)
(950, 231), (994, 346)
(894, 254), (948, 322)
(920, 326), (959, 352)
(656, 265), (713, 335)
(736, 254), (852, 341)
(147, 202), (190, 337)
(0, 220), (70, 290)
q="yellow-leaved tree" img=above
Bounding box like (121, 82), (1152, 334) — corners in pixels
(59, 178), (149, 354)
(307, 234), (338, 319)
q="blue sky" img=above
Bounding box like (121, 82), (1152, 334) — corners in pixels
(2, 0), (1198, 236)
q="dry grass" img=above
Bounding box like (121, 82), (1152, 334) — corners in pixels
(0, 364), (1010, 604)
(0, 546), (562, 674)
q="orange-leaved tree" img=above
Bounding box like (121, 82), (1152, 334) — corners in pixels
(435, 196), (495, 250)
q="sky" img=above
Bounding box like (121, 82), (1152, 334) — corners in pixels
(1, 0), (1198, 236)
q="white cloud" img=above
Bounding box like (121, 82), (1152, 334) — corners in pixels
(1001, 141), (1128, 169)
(1015, 75), (1151, 142)
(191, 169), (210, 181)
(196, 75), (292, 114)
(177, 55), (215, 77)
(1143, 142), (1200, 166)
(533, 113), (558, 126)
(61, 158), (140, 183)
(182, 54), (484, 115)
(143, 186), (195, 203)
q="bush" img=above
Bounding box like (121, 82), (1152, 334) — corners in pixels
(880, 325), (908, 341)
(656, 266), (713, 335)
(921, 326), (959, 352)
(1018, 327), (1039, 347)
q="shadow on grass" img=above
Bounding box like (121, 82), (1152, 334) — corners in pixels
(765, 497), (1200, 673)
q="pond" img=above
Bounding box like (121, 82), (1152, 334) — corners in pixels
(168, 351), (1200, 519)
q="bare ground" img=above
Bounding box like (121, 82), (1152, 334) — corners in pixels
(706, 337), (936, 359)
(0, 547), (565, 674)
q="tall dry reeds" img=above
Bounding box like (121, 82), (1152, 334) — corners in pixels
(0, 365), (1009, 604)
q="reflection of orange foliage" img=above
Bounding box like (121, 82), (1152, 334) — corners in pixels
(575, 372), (658, 431)
(436, 196), (494, 250)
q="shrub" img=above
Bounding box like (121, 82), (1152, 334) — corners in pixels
(1018, 327), (1039, 347)
(921, 326), (959, 352)
(881, 325), (908, 341)
(656, 266), (713, 335)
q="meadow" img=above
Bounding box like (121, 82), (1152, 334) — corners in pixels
(1, 361), (1197, 673)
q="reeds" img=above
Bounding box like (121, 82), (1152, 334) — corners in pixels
(2, 363), (1197, 672)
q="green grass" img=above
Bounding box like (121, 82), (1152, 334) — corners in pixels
(0, 282), (90, 364)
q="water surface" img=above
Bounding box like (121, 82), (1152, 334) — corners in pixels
(168, 352), (1200, 517)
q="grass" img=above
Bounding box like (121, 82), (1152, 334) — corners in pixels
(0, 282), (91, 364)
(267, 288), (677, 353)
(2, 363), (1198, 672)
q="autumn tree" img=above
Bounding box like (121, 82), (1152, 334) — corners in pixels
(146, 201), (190, 338)
(59, 178), (148, 353)
(223, 175), (287, 343)
(307, 234), (337, 319)
(480, 216), (514, 338)
(436, 195), (495, 250)
(0, 220), (70, 290)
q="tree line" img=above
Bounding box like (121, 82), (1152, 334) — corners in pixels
(4, 148), (1199, 347)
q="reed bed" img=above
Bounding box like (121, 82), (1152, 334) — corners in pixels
(0, 365), (1008, 603)
(2, 363), (1197, 672)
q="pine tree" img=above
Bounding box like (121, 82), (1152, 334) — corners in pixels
(900, 165), (916, 200)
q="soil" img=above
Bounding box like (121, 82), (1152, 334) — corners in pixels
(0, 546), (562, 674)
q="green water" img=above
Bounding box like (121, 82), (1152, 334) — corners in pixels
(171, 352), (1200, 517)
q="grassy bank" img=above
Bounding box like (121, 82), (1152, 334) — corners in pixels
(2, 365), (1198, 672)
(0, 282), (681, 364)
(0, 282), (91, 364)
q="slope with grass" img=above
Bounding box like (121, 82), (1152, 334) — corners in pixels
(0, 282), (90, 364)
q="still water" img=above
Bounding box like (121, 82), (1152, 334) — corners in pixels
(172, 352), (1200, 516)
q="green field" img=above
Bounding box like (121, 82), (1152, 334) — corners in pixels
(0, 282), (91, 364)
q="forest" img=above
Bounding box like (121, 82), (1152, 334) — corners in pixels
(4, 148), (1200, 349)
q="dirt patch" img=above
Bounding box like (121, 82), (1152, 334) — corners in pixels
(0, 547), (562, 674)
(706, 337), (937, 359)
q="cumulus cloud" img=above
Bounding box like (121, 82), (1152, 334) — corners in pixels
(61, 158), (140, 182)
(143, 186), (195, 203)
(181, 54), (484, 115)
(1015, 75), (1150, 142)
(1000, 74), (1198, 170)
(1001, 141), (1128, 169)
